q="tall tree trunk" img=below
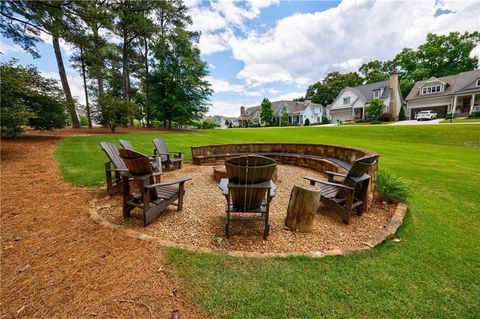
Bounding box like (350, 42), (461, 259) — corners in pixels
(80, 47), (92, 128)
(53, 35), (80, 128)
(144, 37), (151, 127)
(122, 31), (132, 126)
(92, 27), (104, 97)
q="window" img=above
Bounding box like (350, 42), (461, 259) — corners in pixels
(476, 79), (480, 87)
(343, 97), (351, 105)
(373, 90), (380, 98)
(421, 85), (442, 95)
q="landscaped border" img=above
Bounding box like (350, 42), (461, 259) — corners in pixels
(88, 200), (407, 258)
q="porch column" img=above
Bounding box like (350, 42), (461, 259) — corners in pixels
(470, 94), (475, 114)
(452, 95), (457, 117)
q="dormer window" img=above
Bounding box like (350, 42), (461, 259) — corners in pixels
(343, 97), (351, 105)
(373, 89), (381, 99)
(421, 85), (442, 95)
(476, 79), (480, 87)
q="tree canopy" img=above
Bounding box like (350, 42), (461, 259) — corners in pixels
(304, 31), (480, 105)
(260, 98), (273, 126)
(1, 60), (67, 137)
(0, 0), (212, 133)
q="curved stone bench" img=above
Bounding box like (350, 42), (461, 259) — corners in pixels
(190, 143), (379, 207)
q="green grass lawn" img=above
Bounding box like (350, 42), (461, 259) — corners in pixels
(439, 118), (480, 123)
(54, 125), (480, 318)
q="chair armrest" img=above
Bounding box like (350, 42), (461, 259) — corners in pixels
(317, 180), (354, 190)
(144, 176), (192, 188)
(304, 175), (322, 184)
(325, 171), (347, 177)
(153, 172), (162, 177)
(349, 174), (370, 183)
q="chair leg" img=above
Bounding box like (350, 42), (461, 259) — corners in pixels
(225, 212), (231, 238)
(122, 176), (131, 218)
(177, 183), (185, 211)
(263, 222), (270, 240)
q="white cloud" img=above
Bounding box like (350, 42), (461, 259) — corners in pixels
(225, 0), (480, 85)
(208, 99), (245, 117)
(206, 76), (263, 96)
(0, 41), (25, 55)
(271, 91), (305, 101)
(188, 0), (279, 55)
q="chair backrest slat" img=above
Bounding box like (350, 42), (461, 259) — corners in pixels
(152, 138), (169, 162)
(100, 142), (128, 170)
(336, 155), (378, 198)
(226, 155), (276, 211)
(119, 139), (134, 151)
(119, 149), (157, 199)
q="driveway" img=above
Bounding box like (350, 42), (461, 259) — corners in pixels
(390, 119), (443, 125)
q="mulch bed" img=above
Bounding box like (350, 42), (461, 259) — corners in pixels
(1, 134), (204, 319)
(94, 164), (396, 254)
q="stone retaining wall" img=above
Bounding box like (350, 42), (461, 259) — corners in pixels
(191, 143), (379, 208)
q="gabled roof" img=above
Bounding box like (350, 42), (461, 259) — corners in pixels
(419, 77), (447, 88)
(240, 100), (324, 120)
(351, 80), (391, 102)
(406, 69), (480, 101)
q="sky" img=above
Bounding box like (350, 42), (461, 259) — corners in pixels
(1, 0), (479, 117)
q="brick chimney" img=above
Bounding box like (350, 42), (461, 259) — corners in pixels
(389, 71), (399, 120)
(240, 106), (245, 116)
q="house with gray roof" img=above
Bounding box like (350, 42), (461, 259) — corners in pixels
(239, 100), (324, 127)
(405, 69), (480, 119)
(327, 73), (403, 123)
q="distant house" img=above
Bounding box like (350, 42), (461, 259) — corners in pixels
(405, 69), (480, 119)
(239, 100), (325, 127)
(327, 73), (403, 123)
(212, 115), (240, 129)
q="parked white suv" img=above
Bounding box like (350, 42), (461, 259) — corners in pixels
(415, 110), (437, 121)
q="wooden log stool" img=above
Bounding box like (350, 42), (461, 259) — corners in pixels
(213, 165), (227, 182)
(284, 185), (321, 232)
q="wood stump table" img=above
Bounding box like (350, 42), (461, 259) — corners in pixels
(213, 165), (227, 182)
(284, 185), (321, 232)
(212, 165), (278, 182)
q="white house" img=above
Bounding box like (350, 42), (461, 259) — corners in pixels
(212, 115), (240, 129)
(327, 73), (403, 123)
(405, 69), (480, 119)
(239, 100), (325, 127)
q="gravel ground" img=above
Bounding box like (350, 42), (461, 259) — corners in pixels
(95, 164), (395, 254)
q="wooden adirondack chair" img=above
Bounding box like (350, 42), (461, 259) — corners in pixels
(100, 142), (131, 195)
(219, 155), (277, 239)
(119, 139), (161, 172)
(304, 155), (378, 224)
(119, 149), (192, 226)
(118, 139), (134, 150)
(152, 138), (183, 170)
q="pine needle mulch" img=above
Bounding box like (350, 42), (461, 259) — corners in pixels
(1, 133), (204, 319)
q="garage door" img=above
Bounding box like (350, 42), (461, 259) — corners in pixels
(330, 110), (353, 123)
(410, 105), (448, 119)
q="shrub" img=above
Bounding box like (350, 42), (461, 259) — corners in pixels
(322, 116), (329, 124)
(370, 120), (382, 124)
(376, 168), (409, 203)
(304, 118), (310, 126)
(95, 94), (129, 133)
(1, 60), (67, 137)
(80, 116), (89, 126)
(398, 107), (406, 121)
(379, 112), (395, 122)
(445, 113), (453, 120)
(467, 111), (480, 118)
